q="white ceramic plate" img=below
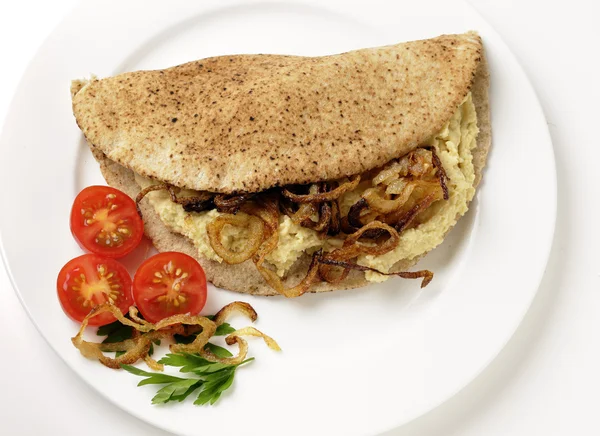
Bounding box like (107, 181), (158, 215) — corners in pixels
(0, 1), (555, 435)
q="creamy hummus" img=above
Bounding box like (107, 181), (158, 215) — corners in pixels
(136, 93), (478, 282)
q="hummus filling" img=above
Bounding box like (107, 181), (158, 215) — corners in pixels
(135, 93), (478, 283)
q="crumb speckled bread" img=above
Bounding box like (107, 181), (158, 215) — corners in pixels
(82, 36), (491, 297)
(73, 32), (483, 194)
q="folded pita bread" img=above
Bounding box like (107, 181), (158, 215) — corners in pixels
(72, 32), (491, 296)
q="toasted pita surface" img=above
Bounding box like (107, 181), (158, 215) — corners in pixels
(74, 33), (483, 194)
(90, 47), (490, 297)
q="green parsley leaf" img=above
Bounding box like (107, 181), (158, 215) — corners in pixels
(158, 353), (210, 372)
(121, 364), (186, 386)
(152, 379), (201, 404)
(204, 342), (234, 358)
(169, 382), (204, 403)
(159, 353), (231, 374)
(204, 315), (234, 335)
(215, 323), (235, 336)
(194, 369), (236, 406)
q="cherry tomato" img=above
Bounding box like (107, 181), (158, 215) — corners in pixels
(70, 186), (144, 258)
(57, 254), (133, 326)
(133, 252), (207, 323)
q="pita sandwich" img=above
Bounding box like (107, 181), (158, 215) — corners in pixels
(71, 31), (491, 297)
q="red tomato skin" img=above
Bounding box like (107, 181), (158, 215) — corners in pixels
(57, 254), (133, 326)
(70, 186), (144, 258)
(133, 252), (207, 323)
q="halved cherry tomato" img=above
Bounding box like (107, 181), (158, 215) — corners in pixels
(57, 254), (133, 326)
(133, 252), (207, 323)
(70, 186), (143, 258)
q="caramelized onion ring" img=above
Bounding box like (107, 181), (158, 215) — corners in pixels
(257, 249), (323, 298)
(201, 335), (249, 365)
(346, 198), (370, 229)
(226, 327), (281, 351)
(157, 315), (217, 354)
(282, 175), (360, 203)
(393, 192), (439, 233)
(246, 196), (323, 298)
(328, 200), (341, 236)
(214, 194), (254, 214)
(207, 213), (265, 264)
(319, 222), (400, 283)
(128, 306), (153, 329)
(144, 355), (164, 371)
(303, 201), (331, 233)
(291, 203), (318, 225)
(318, 258), (433, 288)
(72, 304), (157, 369)
(135, 183), (170, 217)
(213, 301), (258, 325)
(343, 221), (400, 256)
(429, 147), (450, 200)
(244, 195), (280, 264)
(362, 183), (415, 214)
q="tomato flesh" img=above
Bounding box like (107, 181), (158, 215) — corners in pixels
(57, 254), (133, 326)
(70, 186), (143, 258)
(133, 252), (207, 323)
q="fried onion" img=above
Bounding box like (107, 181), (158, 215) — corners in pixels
(291, 203), (319, 225)
(429, 147), (450, 200)
(156, 315), (217, 354)
(246, 196), (323, 298)
(344, 198), (370, 231)
(72, 301), (277, 370)
(135, 183), (170, 217)
(72, 304), (157, 369)
(214, 194), (254, 214)
(135, 147), (450, 295)
(201, 335), (249, 365)
(213, 301), (258, 325)
(363, 184), (416, 214)
(227, 327), (281, 351)
(255, 249), (323, 298)
(340, 147), (449, 239)
(282, 182), (340, 237)
(303, 201), (331, 234)
(392, 192), (440, 233)
(135, 183), (214, 215)
(200, 327), (281, 365)
(328, 199), (341, 236)
(206, 213), (265, 264)
(201, 327), (281, 364)
(318, 258), (433, 288)
(318, 222), (400, 283)
(282, 174), (360, 203)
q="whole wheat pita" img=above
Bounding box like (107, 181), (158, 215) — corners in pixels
(73, 33), (490, 296)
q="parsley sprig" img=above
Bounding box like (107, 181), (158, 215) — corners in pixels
(99, 313), (253, 405)
(122, 348), (254, 405)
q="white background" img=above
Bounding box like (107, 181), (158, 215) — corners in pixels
(0, 0), (598, 435)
